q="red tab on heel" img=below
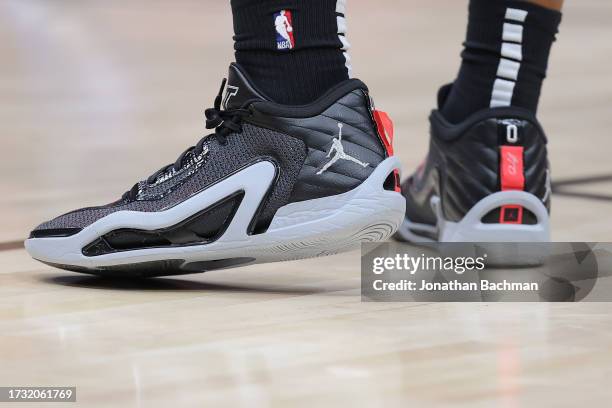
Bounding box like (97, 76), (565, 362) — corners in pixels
(374, 110), (400, 193)
(373, 109), (402, 193)
(373, 110), (394, 156)
(499, 146), (525, 224)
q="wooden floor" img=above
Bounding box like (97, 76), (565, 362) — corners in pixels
(1, 1), (611, 406)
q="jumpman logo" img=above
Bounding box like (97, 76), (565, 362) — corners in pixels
(317, 123), (370, 175)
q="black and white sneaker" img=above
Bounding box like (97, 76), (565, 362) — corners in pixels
(395, 86), (551, 243)
(26, 64), (404, 277)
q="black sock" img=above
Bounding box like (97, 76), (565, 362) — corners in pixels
(441, 0), (562, 123)
(230, 0), (351, 105)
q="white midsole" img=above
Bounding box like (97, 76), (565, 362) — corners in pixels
(26, 157), (405, 268)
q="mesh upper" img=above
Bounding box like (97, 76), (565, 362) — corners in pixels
(34, 124), (307, 231)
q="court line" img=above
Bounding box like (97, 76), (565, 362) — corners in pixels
(552, 172), (612, 202)
(552, 190), (612, 202)
(552, 173), (612, 188)
(0, 240), (24, 252)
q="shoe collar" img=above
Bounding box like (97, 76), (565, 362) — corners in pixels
(431, 84), (547, 143)
(224, 63), (369, 118)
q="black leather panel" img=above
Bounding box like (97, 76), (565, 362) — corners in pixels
(248, 90), (387, 202)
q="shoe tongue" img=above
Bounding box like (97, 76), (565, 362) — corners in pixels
(223, 63), (268, 110)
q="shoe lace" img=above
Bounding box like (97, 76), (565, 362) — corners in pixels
(123, 79), (251, 200)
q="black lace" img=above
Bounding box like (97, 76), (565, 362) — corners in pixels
(123, 79), (250, 200)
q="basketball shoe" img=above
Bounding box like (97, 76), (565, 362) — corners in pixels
(395, 85), (551, 243)
(26, 64), (404, 277)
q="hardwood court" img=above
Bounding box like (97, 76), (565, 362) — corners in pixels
(1, 1), (611, 406)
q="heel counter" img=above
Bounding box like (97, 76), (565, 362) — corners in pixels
(439, 114), (549, 223)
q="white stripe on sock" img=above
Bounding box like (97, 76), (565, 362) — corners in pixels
(503, 23), (523, 43)
(501, 42), (523, 61)
(491, 79), (516, 107)
(339, 35), (351, 51)
(337, 1), (352, 77)
(497, 58), (521, 81)
(336, 0), (346, 14)
(505, 8), (528, 22)
(337, 16), (347, 35)
(490, 8), (528, 108)
(343, 52), (353, 77)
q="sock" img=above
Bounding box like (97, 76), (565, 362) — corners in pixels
(441, 0), (562, 123)
(230, 0), (351, 105)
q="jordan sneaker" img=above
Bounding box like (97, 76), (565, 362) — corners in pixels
(26, 63), (405, 277)
(395, 85), (551, 243)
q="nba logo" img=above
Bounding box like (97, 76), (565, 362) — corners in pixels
(274, 10), (295, 50)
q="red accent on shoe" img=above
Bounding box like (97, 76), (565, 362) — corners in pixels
(500, 205), (523, 224)
(393, 169), (401, 193)
(499, 146), (525, 224)
(500, 146), (525, 191)
(373, 110), (400, 192)
(373, 110), (394, 156)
